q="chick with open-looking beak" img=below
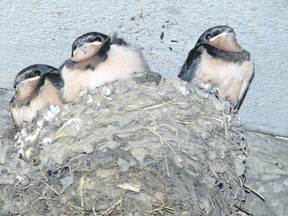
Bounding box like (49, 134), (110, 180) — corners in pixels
(59, 32), (148, 102)
(10, 64), (64, 128)
(178, 25), (254, 110)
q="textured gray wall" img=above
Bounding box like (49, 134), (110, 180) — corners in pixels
(0, 0), (287, 136)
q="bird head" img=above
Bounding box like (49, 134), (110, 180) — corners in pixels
(195, 25), (241, 52)
(71, 32), (110, 62)
(13, 64), (59, 101)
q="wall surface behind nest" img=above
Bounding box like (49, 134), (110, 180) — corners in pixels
(0, 0), (287, 136)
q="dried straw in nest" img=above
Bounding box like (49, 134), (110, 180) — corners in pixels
(2, 75), (248, 215)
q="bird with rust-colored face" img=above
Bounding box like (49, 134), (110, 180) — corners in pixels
(10, 64), (64, 128)
(59, 31), (149, 102)
(178, 25), (254, 110)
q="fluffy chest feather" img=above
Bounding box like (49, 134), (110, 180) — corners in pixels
(10, 80), (62, 128)
(61, 45), (147, 102)
(196, 49), (254, 106)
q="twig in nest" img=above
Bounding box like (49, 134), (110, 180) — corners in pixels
(149, 204), (175, 214)
(30, 187), (50, 205)
(145, 192), (175, 214)
(99, 198), (123, 216)
(28, 187), (45, 198)
(92, 203), (97, 216)
(170, 119), (192, 125)
(146, 127), (183, 164)
(118, 182), (140, 193)
(79, 175), (87, 208)
(54, 131), (68, 140)
(7, 163), (20, 176)
(54, 122), (69, 140)
(126, 99), (185, 111)
(234, 204), (253, 215)
(203, 110), (229, 137)
(152, 206), (175, 214)
(26, 175), (60, 196)
(28, 205), (39, 215)
(147, 192), (165, 205)
(165, 157), (170, 177)
(21, 184), (49, 206)
(275, 135), (288, 141)
(244, 185), (265, 201)
(202, 116), (224, 124)
(140, 85), (158, 90)
(226, 166), (243, 187)
(222, 105), (229, 137)
(39, 167), (49, 182)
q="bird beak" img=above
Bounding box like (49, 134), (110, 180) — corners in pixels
(209, 31), (228, 42)
(71, 41), (103, 62)
(14, 81), (21, 89)
(73, 41), (103, 56)
(14, 76), (41, 89)
(227, 28), (236, 36)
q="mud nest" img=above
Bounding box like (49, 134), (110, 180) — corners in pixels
(1, 76), (248, 215)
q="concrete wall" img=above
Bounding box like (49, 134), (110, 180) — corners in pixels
(0, 0), (287, 136)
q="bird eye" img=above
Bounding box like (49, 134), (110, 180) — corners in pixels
(94, 36), (102, 42)
(88, 36), (102, 43)
(72, 45), (77, 52)
(214, 30), (220, 35)
(32, 70), (41, 77)
(205, 33), (213, 40)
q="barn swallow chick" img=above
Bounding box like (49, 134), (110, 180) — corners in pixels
(178, 25), (254, 110)
(10, 64), (64, 128)
(60, 32), (148, 102)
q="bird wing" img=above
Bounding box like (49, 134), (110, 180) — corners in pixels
(111, 37), (127, 46)
(33, 73), (64, 99)
(178, 46), (203, 82)
(45, 73), (64, 90)
(96, 36), (111, 62)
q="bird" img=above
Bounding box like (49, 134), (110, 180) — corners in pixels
(178, 25), (254, 110)
(59, 31), (149, 102)
(10, 64), (64, 128)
